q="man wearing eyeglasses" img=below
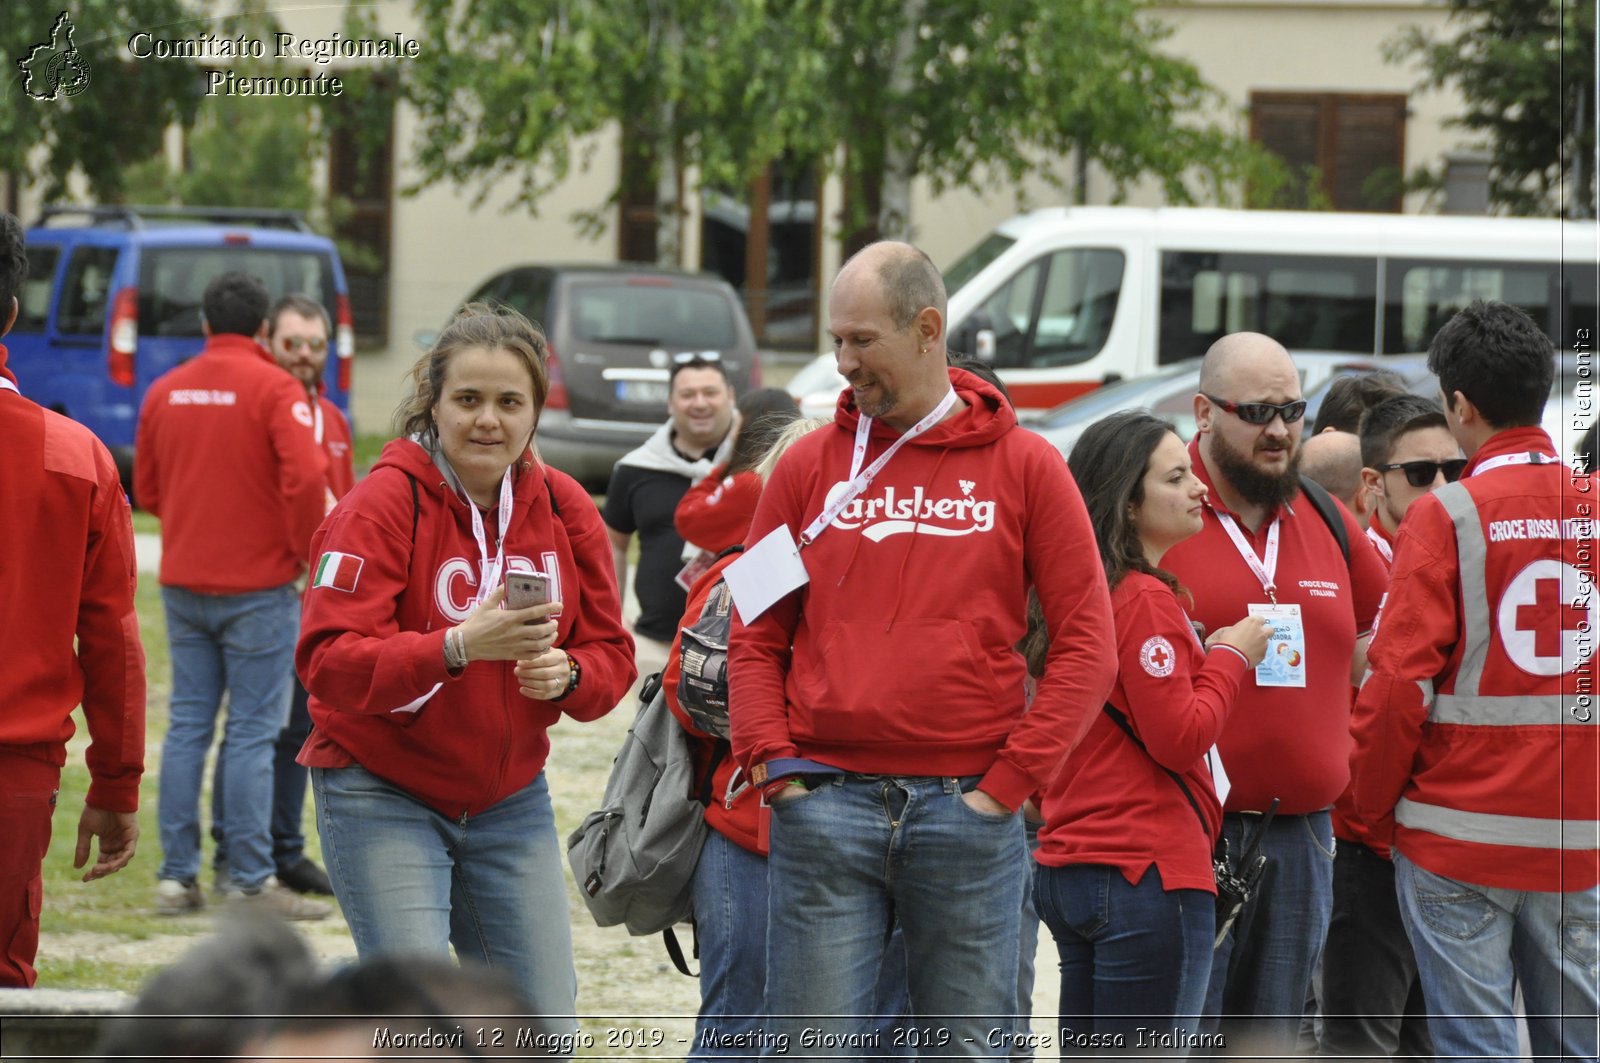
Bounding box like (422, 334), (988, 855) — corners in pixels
(1162, 332), (1389, 1055)
(1316, 393), (1459, 1060)
(1350, 301), (1599, 1061)
(209, 295), (352, 900)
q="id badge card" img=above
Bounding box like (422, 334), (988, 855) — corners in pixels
(724, 524), (810, 624)
(1248, 603), (1307, 688)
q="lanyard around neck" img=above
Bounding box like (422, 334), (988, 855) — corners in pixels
(0, 377), (16, 395)
(1473, 451), (1561, 476)
(467, 467), (515, 605)
(799, 388), (957, 547)
(1366, 525), (1393, 564)
(1213, 509), (1282, 604)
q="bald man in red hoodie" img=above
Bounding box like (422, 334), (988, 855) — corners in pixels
(0, 211), (145, 987)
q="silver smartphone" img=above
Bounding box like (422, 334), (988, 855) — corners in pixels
(504, 571), (552, 610)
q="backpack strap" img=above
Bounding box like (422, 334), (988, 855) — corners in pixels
(662, 924), (698, 977)
(408, 472), (420, 544)
(1101, 703), (1212, 843)
(1297, 474), (1349, 565)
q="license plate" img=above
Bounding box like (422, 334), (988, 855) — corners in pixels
(616, 380), (669, 404)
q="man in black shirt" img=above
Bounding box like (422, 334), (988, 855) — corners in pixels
(603, 356), (735, 647)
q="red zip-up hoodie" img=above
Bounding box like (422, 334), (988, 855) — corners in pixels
(135, 333), (327, 593)
(296, 438), (636, 818)
(729, 368), (1116, 811)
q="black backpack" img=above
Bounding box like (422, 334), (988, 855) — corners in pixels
(674, 545), (744, 739)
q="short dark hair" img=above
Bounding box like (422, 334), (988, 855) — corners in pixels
(669, 355), (730, 386)
(202, 271), (271, 337)
(267, 293), (331, 337)
(726, 387), (802, 475)
(949, 355), (1013, 405)
(0, 212), (25, 319)
(1427, 300), (1553, 428)
(1313, 369), (1408, 434)
(1359, 393), (1448, 469)
(1068, 409), (1186, 596)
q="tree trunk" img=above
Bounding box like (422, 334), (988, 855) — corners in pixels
(876, 0), (924, 240)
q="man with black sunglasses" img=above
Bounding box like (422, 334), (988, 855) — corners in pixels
(1163, 333), (1389, 1055)
(1350, 301), (1599, 1061)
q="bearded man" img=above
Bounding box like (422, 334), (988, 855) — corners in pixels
(1162, 332), (1389, 1055)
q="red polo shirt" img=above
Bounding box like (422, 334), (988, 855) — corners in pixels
(1162, 437), (1388, 815)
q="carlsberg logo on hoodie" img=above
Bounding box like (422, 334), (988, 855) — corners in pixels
(826, 480), (997, 541)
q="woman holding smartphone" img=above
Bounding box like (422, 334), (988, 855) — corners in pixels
(1034, 410), (1269, 1048)
(295, 304), (635, 1023)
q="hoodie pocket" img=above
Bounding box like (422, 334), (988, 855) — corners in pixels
(792, 618), (1009, 745)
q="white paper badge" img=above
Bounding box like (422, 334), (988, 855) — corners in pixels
(724, 524), (810, 624)
(1249, 602), (1307, 688)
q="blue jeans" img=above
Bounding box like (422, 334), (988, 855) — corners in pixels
(1202, 811), (1334, 1054)
(1395, 850), (1599, 1061)
(690, 828), (912, 1062)
(1035, 862), (1214, 1051)
(211, 677), (314, 877)
(311, 765), (577, 1026)
(157, 584), (298, 890)
(765, 774), (1026, 1057)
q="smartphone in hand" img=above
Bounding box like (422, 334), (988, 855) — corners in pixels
(504, 571), (552, 611)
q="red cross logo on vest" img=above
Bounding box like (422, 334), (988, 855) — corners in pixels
(1140, 635), (1176, 677)
(1497, 560), (1596, 676)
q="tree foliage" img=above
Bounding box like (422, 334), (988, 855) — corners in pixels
(1390, 0), (1596, 216)
(2, 0), (203, 203)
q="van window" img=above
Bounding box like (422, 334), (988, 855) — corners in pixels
(1161, 251), (1376, 363)
(977, 249), (1123, 369)
(1382, 259), (1560, 354)
(138, 248), (337, 337)
(57, 246), (120, 336)
(569, 284), (738, 349)
(470, 269), (553, 326)
(16, 246), (60, 332)
(945, 232), (1016, 295)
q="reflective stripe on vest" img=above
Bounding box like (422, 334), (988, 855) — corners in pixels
(1396, 797), (1600, 851)
(1435, 481), (1492, 697)
(1429, 693), (1599, 727)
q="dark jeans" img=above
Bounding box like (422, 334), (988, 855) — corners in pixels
(212, 677), (313, 874)
(1317, 842), (1432, 1059)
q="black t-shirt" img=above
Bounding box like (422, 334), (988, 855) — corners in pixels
(603, 464), (694, 642)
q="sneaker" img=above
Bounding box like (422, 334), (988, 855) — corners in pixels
(275, 857), (333, 896)
(155, 879), (203, 915)
(226, 876), (332, 921)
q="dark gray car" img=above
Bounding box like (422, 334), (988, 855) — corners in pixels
(434, 264), (762, 488)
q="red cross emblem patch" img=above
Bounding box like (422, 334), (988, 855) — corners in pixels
(1139, 635), (1176, 677)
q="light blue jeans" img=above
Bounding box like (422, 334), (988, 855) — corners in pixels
(690, 828), (912, 1062)
(1395, 850), (1600, 1061)
(311, 765), (577, 1027)
(157, 584), (298, 890)
(764, 774), (1026, 1057)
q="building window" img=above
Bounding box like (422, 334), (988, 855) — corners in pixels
(1251, 92), (1407, 213)
(326, 76), (396, 347)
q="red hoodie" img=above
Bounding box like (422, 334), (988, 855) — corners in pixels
(296, 438), (636, 818)
(675, 464), (764, 553)
(729, 368), (1116, 811)
(0, 344), (145, 811)
(135, 334), (328, 593)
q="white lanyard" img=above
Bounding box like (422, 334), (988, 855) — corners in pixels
(1366, 525), (1393, 565)
(1472, 451), (1560, 476)
(467, 467), (515, 605)
(311, 395), (324, 446)
(1214, 509), (1282, 604)
(0, 377), (16, 394)
(799, 388), (957, 546)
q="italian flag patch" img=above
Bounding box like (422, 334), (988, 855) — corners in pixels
(312, 551), (364, 593)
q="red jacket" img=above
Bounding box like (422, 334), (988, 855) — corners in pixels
(317, 388), (356, 504)
(1331, 515), (1397, 856)
(664, 553), (762, 853)
(675, 464), (763, 554)
(0, 346), (145, 812)
(135, 334), (328, 593)
(729, 369), (1116, 811)
(1350, 427), (1599, 891)
(1163, 438), (1388, 814)
(1036, 573), (1246, 892)
(296, 438), (637, 818)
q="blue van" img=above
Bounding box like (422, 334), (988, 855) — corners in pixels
(10, 205), (354, 483)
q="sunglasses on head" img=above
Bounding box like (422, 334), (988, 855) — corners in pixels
(1203, 393), (1308, 426)
(1376, 458), (1468, 488)
(671, 351), (721, 364)
(279, 336), (328, 353)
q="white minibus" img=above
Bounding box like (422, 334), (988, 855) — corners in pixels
(940, 207), (1598, 413)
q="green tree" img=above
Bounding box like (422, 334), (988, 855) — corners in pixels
(3, 0), (203, 203)
(1390, 0), (1595, 216)
(402, 0), (1273, 260)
